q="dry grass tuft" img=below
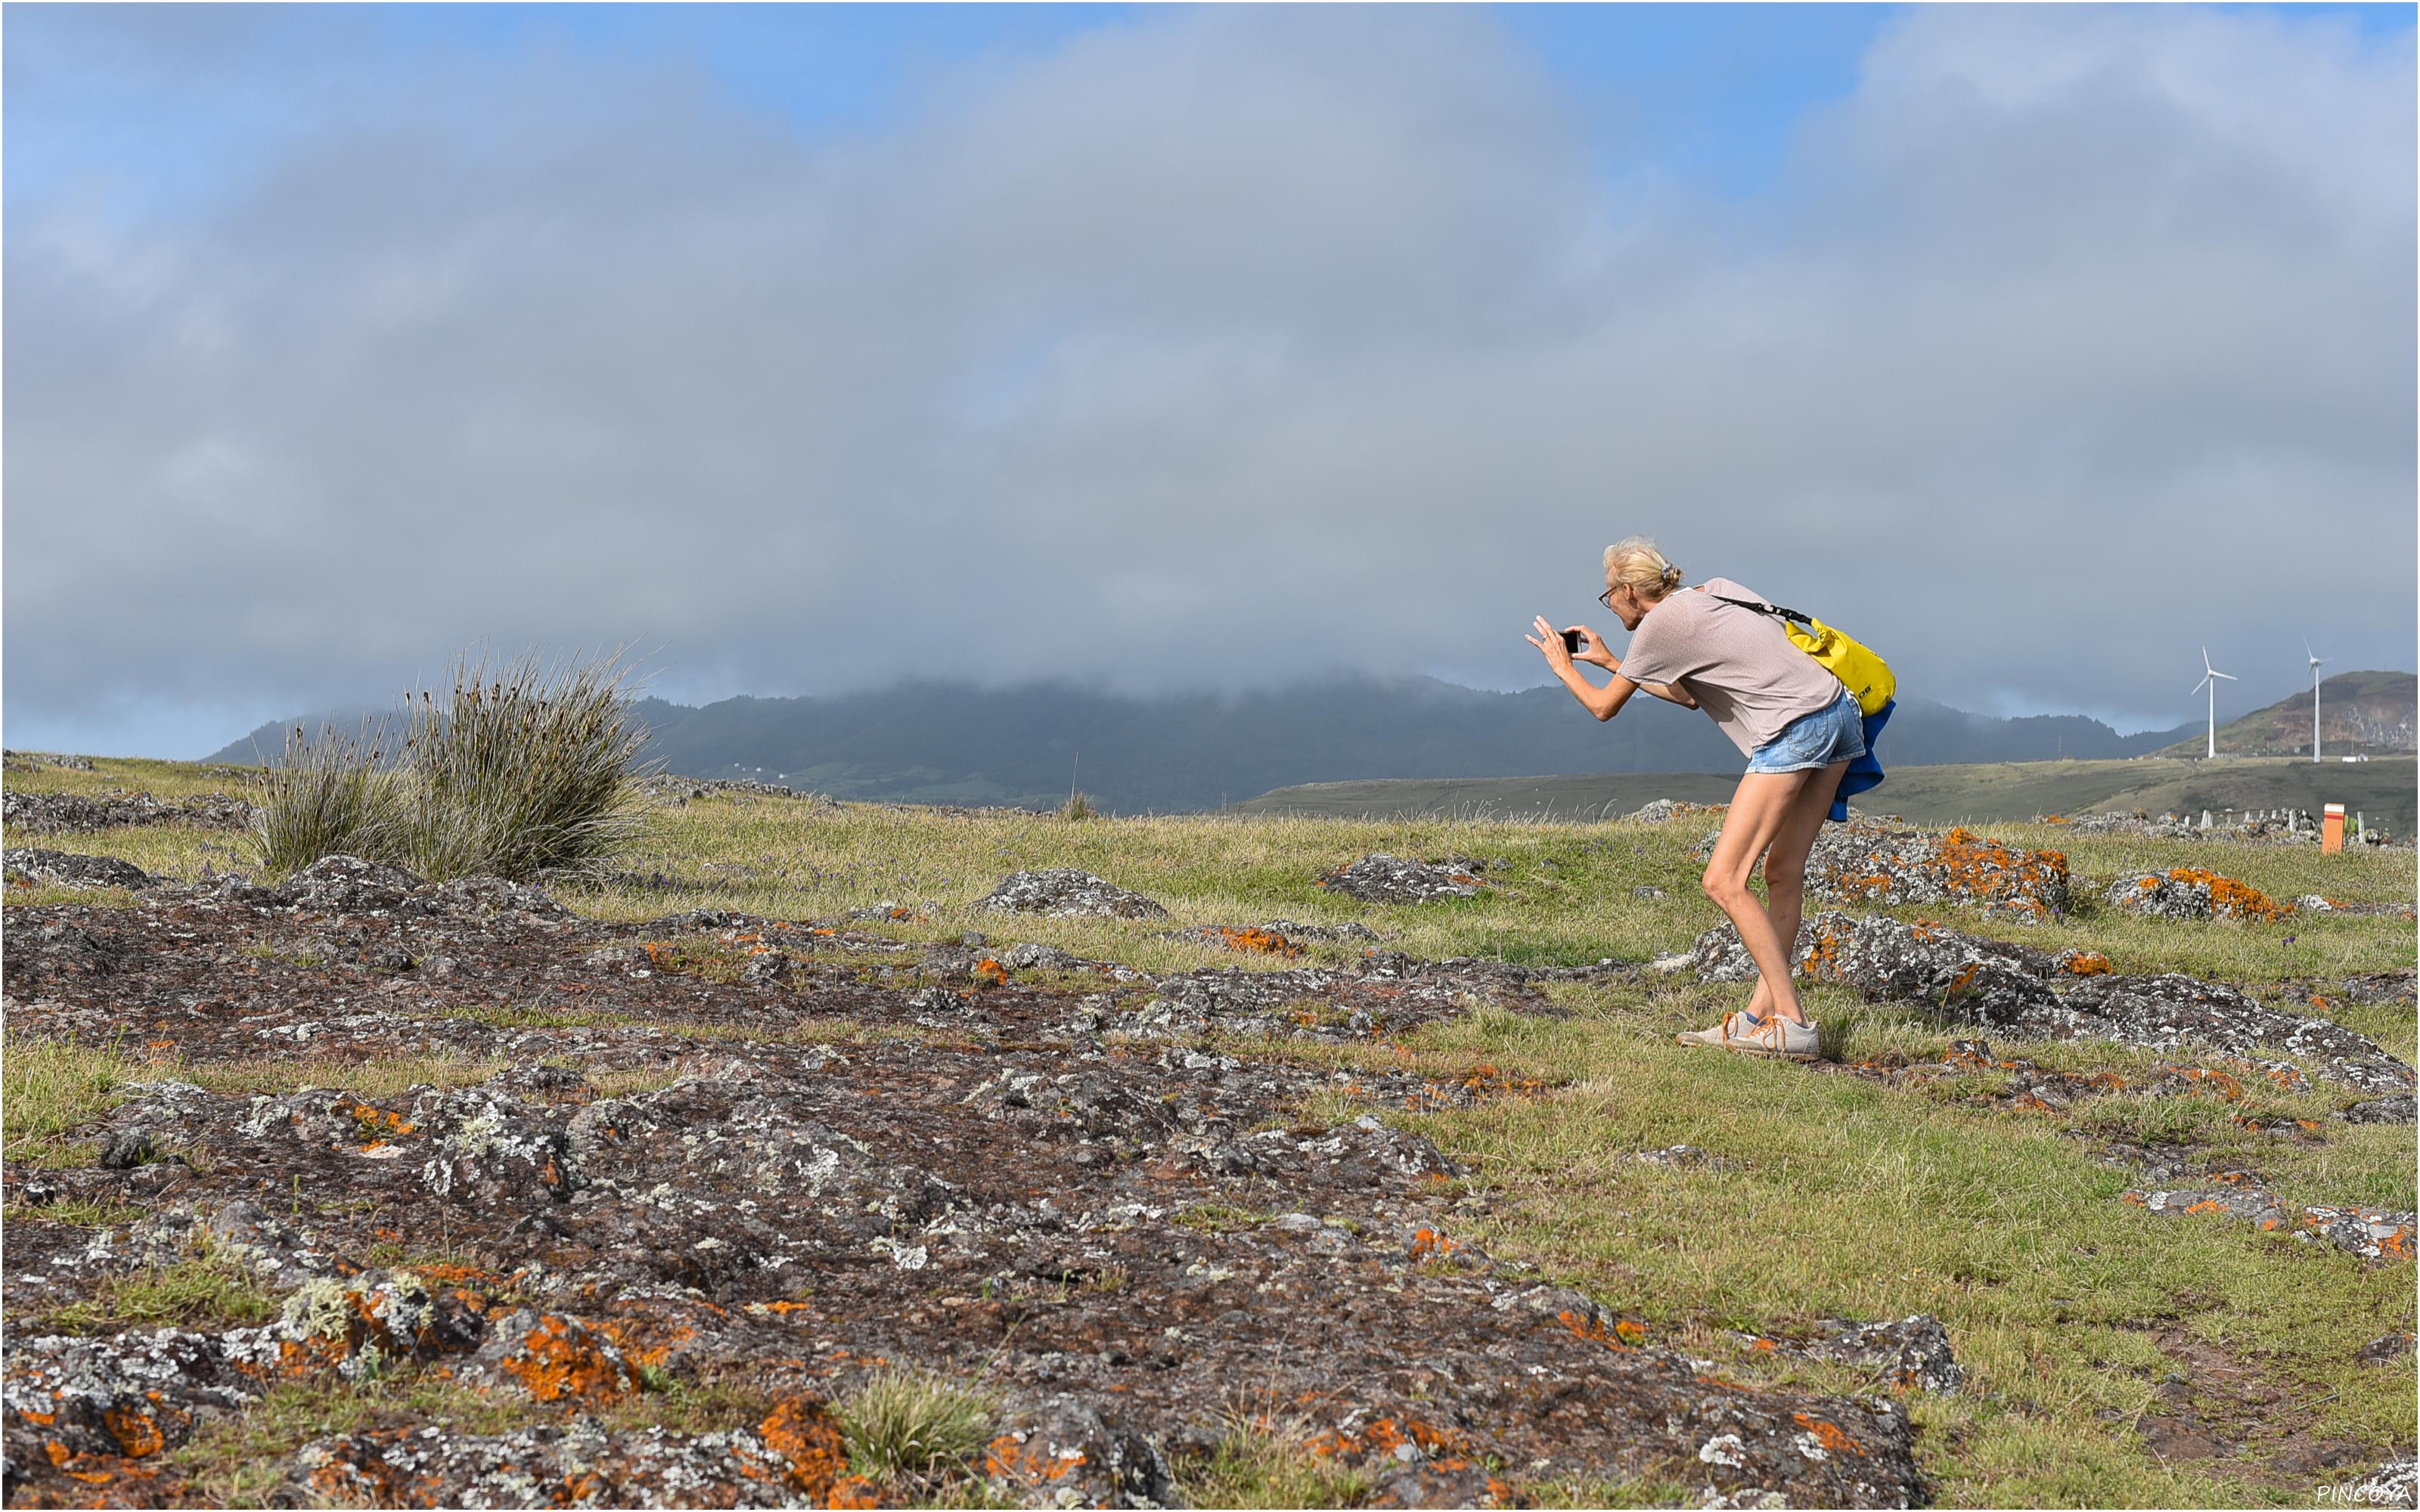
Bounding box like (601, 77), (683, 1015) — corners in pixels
(835, 1367), (997, 1480)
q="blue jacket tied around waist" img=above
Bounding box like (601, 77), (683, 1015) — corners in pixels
(1831, 698), (1893, 823)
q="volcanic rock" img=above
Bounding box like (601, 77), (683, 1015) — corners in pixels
(2341, 1459), (2419, 1507)
(3, 751), (96, 771)
(2105, 868), (2291, 922)
(2126, 1189), (2416, 1263)
(2, 789), (253, 835)
(1805, 824), (2069, 922)
(1315, 854), (1487, 905)
(2338, 971), (2419, 1007)
(1686, 911), (2415, 1095)
(987, 1393), (1174, 1507)
(1690, 822), (2067, 921)
(2, 863), (1922, 1507)
(2340, 1095), (2418, 1125)
(1628, 799), (1727, 823)
(1737, 1315), (1962, 1394)
(2, 848), (153, 891)
(2355, 1332), (2415, 1366)
(274, 855), (427, 914)
(285, 1411), (864, 1508)
(977, 869), (1169, 920)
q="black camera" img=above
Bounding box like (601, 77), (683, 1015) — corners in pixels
(1561, 629), (1587, 655)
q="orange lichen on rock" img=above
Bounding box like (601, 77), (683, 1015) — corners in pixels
(2164, 868), (2293, 922)
(1307, 1414), (1459, 1463)
(98, 1407), (164, 1459)
(1792, 1414), (1869, 1458)
(494, 1314), (647, 1404)
(1406, 1227), (1457, 1260)
(2173, 1067), (2246, 1101)
(1404, 1063), (1548, 1113)
(756, 1399), (873, 1502)
(1813, 826), (2068, 919)
(1212, 926), (1304, 959)
(2060, 952), (2112, 976)
(971, 958), (1010, 987)
(985, 1434), (1087, 1483)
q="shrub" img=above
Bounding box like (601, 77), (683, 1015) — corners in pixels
(249, 721), (405, 878)
(1061, 791), (1098, 821)
(835, 1367), (995, 1480)
(394, 649), (654, 883)
(247, 647), (654, 884)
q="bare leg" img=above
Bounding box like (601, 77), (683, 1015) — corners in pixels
(1745, 759), (1853, 1024)
(1702, 769), (1823, 1024)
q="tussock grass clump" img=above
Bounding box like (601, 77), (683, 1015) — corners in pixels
(250, 721), (405, 878)
(835, 1367), (995, 1480)
(396, 650), (653, 883)
(247, 649), (653, 884)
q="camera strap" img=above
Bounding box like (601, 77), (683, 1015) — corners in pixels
(1709, 593), (1813, 626)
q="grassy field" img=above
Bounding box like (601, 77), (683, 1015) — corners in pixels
(1233, 755), (2419, 835)
(5, 755), (2415, 1506)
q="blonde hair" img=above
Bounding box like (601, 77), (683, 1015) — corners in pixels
(1603, 537), (1684, 602)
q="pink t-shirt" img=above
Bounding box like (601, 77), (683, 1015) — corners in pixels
(1615, 578), (1844, 755)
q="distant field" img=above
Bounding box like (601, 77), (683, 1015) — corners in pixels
(1233, 754), (2419, 834)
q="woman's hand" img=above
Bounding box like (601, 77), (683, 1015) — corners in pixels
(1566, 625), (1614, 668)
(1526, 616), (1576, 673)
(1531, 615), (1637, 722)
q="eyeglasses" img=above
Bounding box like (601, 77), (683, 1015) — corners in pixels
(1598, 585), (1621, 612)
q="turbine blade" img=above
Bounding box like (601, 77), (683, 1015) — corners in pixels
(2192, 676), (2213, 695)
(2211, 670), (2236, 680)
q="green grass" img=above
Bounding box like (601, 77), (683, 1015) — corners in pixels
(36, 1250), (280, 1335)
(2, 1035), (145, 1166)
(1171, 1409), (1374, 1508)
(1359, 1000), (2413, 1506)
(2, 1198), (144, 1226)
(1233, 756), (2420, 835)
(1, 881), (141, 909)
(1, 754), (258, 801)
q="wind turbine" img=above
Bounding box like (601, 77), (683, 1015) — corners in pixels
(2305, 640), (2328, 761)
(2192, 647), (2235, 759)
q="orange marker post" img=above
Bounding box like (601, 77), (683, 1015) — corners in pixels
(2322, 803), (2345, 854)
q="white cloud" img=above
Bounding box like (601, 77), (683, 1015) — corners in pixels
(4, 5), (2410, 754)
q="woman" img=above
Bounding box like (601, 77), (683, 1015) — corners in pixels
(1525, 537), (1863, 1061)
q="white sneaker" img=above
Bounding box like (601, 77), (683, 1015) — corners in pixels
(1677, 1011), (1820, 1061)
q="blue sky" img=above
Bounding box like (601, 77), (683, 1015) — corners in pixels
(5, 4), (1897, 217)
(5, 4), (2415, 757)
(19, 5), (2408, 216)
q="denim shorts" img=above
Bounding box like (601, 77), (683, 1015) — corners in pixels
(1745, 687), (1866, 773)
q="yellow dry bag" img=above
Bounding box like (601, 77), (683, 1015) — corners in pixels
(1712, 594), (1897, 716)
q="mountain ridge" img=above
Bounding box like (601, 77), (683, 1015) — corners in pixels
(197, 674), (2297, 814)
(2150, 670), (2416, 758)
